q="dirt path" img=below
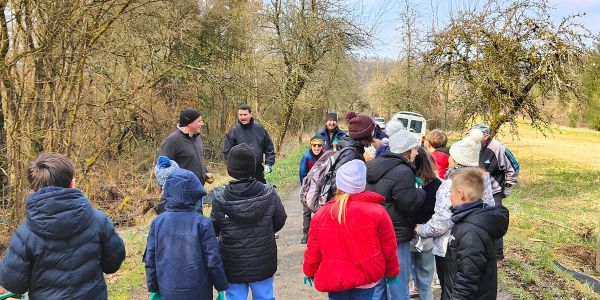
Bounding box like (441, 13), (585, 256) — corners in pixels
(273, 186), (513, 300)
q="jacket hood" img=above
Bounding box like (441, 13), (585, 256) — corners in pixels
(366, 152), (413, 183)
(163, 168), (207, 211)
(215, 179), (274, 223)
(451, 200), (509, 239)
(26, 187), (95, 240)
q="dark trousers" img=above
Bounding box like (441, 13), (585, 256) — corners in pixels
(255, 164), (266, 184)
(303, 206), (312, 235)
(435, 255), (445, 289)
(493, 192), (506, 260)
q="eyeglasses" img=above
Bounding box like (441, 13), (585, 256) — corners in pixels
(311, 144), (323, 147)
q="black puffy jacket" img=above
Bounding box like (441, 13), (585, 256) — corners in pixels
(326, 138), (365, 200)
(210, 179), (287, 283)
(0, 187), (125, 300)
(365, 152), (426, 242)
(443, 200), (509, 300)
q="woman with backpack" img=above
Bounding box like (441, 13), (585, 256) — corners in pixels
(299, 136), (325, 244)
(365, 119), (427, 300)
(303, 160), (399, 300)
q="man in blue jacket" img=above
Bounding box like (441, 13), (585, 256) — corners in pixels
(315, 112), (347, 151)
(144, 168), (229, 300)
(0, 152), (125, 300)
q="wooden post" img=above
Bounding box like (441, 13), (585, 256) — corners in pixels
(597, 218), (600, 272)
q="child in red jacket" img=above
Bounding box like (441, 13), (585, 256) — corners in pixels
(303, 159), (399, 299)
(426, 129), (450, 179)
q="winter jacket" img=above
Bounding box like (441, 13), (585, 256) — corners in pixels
(0, 187), (125, 300)
(210, 179), (287, 283)
(223, 119), (275, 166)
(443, 200), (509, 300)
(303, 191), (399, 292)
(160, 128), (209, 184)
(315, 127), (347, 151)
(299, 149), (322, 183)
(365, 152), (426, 242)
(417, 168), (496, 257)
(431, 150), (450, 179)
(144, 169), (228, 300)
(479, 139), (518, 195)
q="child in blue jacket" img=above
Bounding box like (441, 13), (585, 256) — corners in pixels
(144, 168), (228, 300)
(298, 136), (324, 244)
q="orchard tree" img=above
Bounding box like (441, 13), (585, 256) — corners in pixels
(425, 0), (592, 135)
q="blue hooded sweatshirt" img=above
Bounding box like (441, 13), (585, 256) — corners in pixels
(144, 168), (228, 300)
(0, 187), (125, 300)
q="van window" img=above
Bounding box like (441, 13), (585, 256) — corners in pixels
(397, 118), (409, 129)
(410, 120), (423, 133)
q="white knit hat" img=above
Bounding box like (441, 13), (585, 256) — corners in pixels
(449, 129), (484, 167)
(389, 130), (420, 154)
(335, 160), (366, 194)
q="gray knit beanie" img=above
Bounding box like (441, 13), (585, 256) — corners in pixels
(389, 130), (420, 154)
(155, 156), (180, 188)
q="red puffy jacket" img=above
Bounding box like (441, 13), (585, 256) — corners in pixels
(431, 150), (450, 179)
(303, 191), (399, 292)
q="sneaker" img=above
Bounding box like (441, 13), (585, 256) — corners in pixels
(301, 234), (308, 244)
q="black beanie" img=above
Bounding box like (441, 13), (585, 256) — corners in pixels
(227, 143), (256, 179)
(326, 112), (338, 121)
(179, 109), (201, 127)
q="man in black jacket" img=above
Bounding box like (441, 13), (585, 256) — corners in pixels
(210, 143), (287, 299)
(223, 104), (275, 183)
(444, 167), (509, 300)
(160, 109), (214, 185)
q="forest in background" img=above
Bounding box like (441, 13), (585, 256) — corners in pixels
(1, 0), (599, 236)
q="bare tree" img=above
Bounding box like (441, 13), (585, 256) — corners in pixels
(424, 0), (592, 135)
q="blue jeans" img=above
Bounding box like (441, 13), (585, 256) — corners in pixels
(329, 279), (386, 300)
(411, 250), (434, 300)
(226, 276), (275, 300)
(387, 242), (411, 300)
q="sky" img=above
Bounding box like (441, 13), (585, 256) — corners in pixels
(354, 0), (600, 59)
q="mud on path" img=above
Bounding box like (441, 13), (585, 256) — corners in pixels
(273, 186), (513, 300)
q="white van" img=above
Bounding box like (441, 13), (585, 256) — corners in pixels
(388, 111), (427, 145)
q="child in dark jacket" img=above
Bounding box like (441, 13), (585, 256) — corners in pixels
(0, 152), (125, 300)
(210, 143), (287, 300)
(144, 167), (228, 300)
(299, 136), (324, 244)
(444, 167), (509, 300)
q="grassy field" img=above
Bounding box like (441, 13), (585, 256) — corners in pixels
(497, 124), (600, 299)
(107, 143), (305, 299)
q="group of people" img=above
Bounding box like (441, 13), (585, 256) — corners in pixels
(0, 106), (518, 300)
(298, 112), (517, 300)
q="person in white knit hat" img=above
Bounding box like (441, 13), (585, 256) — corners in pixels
(416, 129), (498, 299)
(365, 118), (426, 300)
(303, 160), (399, 298)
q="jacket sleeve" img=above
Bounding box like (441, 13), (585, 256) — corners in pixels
(263, 130), (276, 166)
(144, 222), (159, 293)
(0, 229), (32, 294)
(498, 146), (518, 185)
(390, 170), (426, 217)
(303, 214), (321, 277)
(272, 191), (287, 233)
(222, 129), (235, 161)
(451, 232), (488, 300)
(299, 152), (309, 183)
(417, 180), (454, 238)
(210, 197), (221, 236)
(159, 136), (177, 160)
(377, 209), (399, 278)
(482, 175), (496, 207)
(100, 214), (126, 274)
(200, 219), (229, 291)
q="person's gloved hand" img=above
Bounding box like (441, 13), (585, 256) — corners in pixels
(303, 276), (314, 287)
(386, 276), (399, 285)
(205, 172), (215, 184)
(265, 165), (273, 173)
(215, 291), (226, 300)
(149, 292), (162, 300)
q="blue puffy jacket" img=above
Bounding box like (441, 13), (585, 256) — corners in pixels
(0, 187), (125, 300)
(144, 169), (228, 300)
